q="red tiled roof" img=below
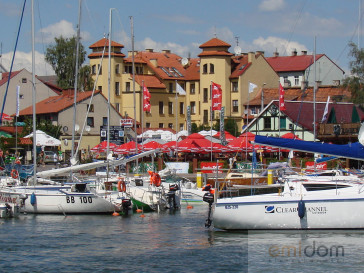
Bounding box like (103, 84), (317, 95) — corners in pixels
(88, 52), (126, 58)
(274, 101), (364, 131)
(134, 75), (166, 89)
(198, 51), (233, 57)
(89, 38), (124, 48)
(247, 86), (351, 106)
(266, 54), (324, 72)
(184, 58), (200, 81)
(0, 70), (21, 86)
(230, 55), (251, 78)
(199, 38), (231, 48)
(18, 90), (101, 116)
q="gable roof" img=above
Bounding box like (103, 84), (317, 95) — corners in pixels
(272, 101), (364, 131)
(18, 90), (102, 115)
(0, 70), (22, 86)
(266, 54), (325, 72)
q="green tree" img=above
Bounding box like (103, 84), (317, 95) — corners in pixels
(45, 36), (90, 90)
(191, 123), (198, 133)
(21, 118), (62, 139)
(224, 118), (239, 136)
(343, 42), (364, 106)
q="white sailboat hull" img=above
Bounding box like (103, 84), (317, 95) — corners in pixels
(0, 186), (120, 214)
(213, 192), (364, 230)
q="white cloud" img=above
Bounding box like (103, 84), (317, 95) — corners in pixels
(135, 37), (190, 57)
(1, 51), (55, 76)
(37, 20), (91, 44)
(253, 36), (308, 56)
(259, 0), (285, 12)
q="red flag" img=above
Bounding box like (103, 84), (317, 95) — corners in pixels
(279, 83), (286, 111)
(143, 86), (151, 112)
(211, 82), (222, 110)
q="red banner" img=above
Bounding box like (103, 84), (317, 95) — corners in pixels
(305, 161), (327, 171)
(279, 83), (286, 110)
(143, 86), (151, 112)
(200, 162), (224, 173)
(211, 82), (222, 110)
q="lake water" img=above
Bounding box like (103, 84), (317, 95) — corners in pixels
(1, 204), (364, 272)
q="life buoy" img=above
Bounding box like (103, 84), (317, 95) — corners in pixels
(149, 172), (161, 187)
(11, 169), (19, 179)
(117, 179), (126, 192)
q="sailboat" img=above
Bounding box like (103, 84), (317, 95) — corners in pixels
(207, 124), (364, 230)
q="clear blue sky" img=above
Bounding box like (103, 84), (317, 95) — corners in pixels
(0, 0), (362, 76)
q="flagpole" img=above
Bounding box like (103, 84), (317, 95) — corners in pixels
(175, 80), (178, 162)
(278, 81), (281, 160)
(141, 81), (144, 153)
(210, 81), (213, 162)
(246, 84), (249, 161)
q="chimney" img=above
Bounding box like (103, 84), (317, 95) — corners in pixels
(128, 51), (138, 57)
(146, 48), (154, 53)
(248, 52), (255, 63)
(273, 51), (279, 57)
(256, 51), (265, 56)
(150, 59), (158, 67)
(162, 49), (171, 54)
(301, 50), (307, 55)
(291, 49), (297, 56)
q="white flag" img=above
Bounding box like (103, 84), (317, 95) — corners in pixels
(321, 96), (330, 122)
(249, 82), (257, 93)
(16, 86), (20, 117)
(176, 82), (186, 95)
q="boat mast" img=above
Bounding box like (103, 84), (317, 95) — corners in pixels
(31, 0), (37, 182)
(130, 16), (139, 169)
(313, 36), (316, 141)
(71, 0), (82, 164)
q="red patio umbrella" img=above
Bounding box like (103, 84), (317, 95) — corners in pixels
(213, 131), (237, 142)
(91, 141), (117, 153)
(141, 141), (163, 151)
(0, 113), (13, 122)
(227, 136), (254, 152)
(162, 141), (177, 152)
(237, 132), (256, 142)
(281, 132), (302, 140)
(114, 141), (141, 154)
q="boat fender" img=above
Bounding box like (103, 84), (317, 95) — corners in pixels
(117, 179), (126, 192)
(11, 169), (19, 179)
(149, 172), (161, 187)
(298, 200), (305, 219)
(30, 192), (36, 206)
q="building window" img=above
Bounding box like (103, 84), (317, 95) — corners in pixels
(98, 86), (102, 92)
(146, 123), (151, 128)
(203, 88), (208, 103)
(203, 110), (208, 124)
(179, 123), (184, 131)
(115, 64), (120, 74)
(22, 78), (27, 83)
(159, 101), (164, 114)
(136, 66), (143, 74)
(263, 117), (271, 130)
(115, 82), (120, 95)
(294, 76), (299, 86)
(210, 63), (214, 74)
(115, 103), (120, 112)
(232, 82), (238, 92)
(98, 64), (102, 75)
(92, 65), (96, 74)
(125, 65), (132, 74)
(168, 102), (173, 114)
(169, 82), (173, 93)
(203, 64), (208, 74)
(190, 83), (195, 94)
(280, 117), (286, 129)
(180, 102), (184, 114)
(251, 108), (257, 115)
(87, 117), (94, 128)
(125, 82), (130, 92)
(191, 101), (196, 114)
(102, 117), (107, 126)
(168, 123), (173, 129)
(89, 104), (94, 112)
(159, 123), (164, 128)
(232, 100), (238, 112)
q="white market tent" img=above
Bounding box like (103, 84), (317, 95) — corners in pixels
(24, 130), (61, 147)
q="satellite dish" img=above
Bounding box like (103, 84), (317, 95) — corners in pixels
(234, 46), (241, 55)
(64, 139), (68, 146)
(181, 57), (188, 66)
(85, 125), (91, 132)
(358, 122), (364, 145)
(75, 124), (80, 132)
